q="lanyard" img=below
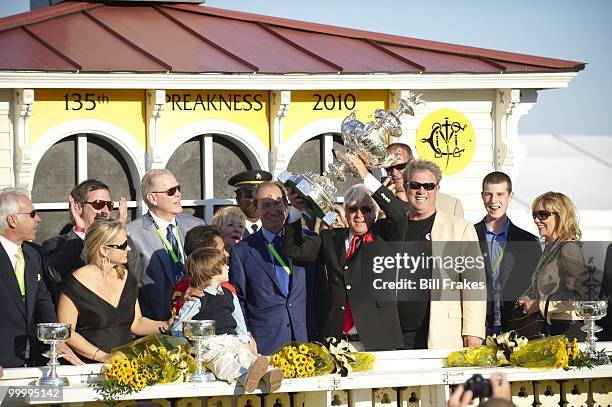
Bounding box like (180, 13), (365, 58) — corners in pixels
(530, 252), (548, 287)
(267, 242), (292, 276)
(490, 240), (507, 276)
(150, 214), (182, 264)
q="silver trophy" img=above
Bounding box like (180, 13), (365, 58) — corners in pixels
(575, 300), (608, 359)
(183, 320), (216, 382)
(37, 322), (71, 386)
(278, 171), (338, 226)
(326, 93), (424, 182)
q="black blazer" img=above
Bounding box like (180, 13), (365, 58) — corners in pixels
(41, 230), (87, 304)
(474, 220), (541, 332)
(0, 242), (57, 367)
(281, 186), (407, 350)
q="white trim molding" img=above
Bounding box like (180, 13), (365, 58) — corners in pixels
(160, 119), (268, 170)
(274, 117), (342, 177)
(0, 72), (580, 91)
(494, 89), (536, 179)
(145, 89), (166, 170)
(13, 89), (34, 189)
(269, 90), (291, 173)
(28, 118), (145, 192)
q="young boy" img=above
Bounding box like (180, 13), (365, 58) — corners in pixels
(173, 247), (283, 393)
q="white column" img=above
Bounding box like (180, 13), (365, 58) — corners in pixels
(494, 89), (537, 179)
(203, 135), (214, 222)
(13, 89), (34, 190)
(0, 90), (12, 188)
(146, 89), (165, 171)
(269, 90), (291, 177)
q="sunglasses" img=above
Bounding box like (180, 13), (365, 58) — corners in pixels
(17, 209), (37, 218)
(408, 181), (437, 191)
(347, 205), (374, 214)
(85, 200), (114, 210)
(105, 240), (129, 250)
(152, 184), (181, 196)
(384, 162), (408, 173)
(532, 210), (558, 221)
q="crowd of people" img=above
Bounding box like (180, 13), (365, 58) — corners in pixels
(0, 142), (608, 398)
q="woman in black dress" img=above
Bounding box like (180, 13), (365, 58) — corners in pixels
(57, 219), (174, 363)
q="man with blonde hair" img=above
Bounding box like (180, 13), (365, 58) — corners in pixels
(127, 169), (205, 320)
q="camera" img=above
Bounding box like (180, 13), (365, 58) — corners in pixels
(464, 374), (492, 398)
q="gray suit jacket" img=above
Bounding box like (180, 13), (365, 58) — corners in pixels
(127, 213), (205, 320)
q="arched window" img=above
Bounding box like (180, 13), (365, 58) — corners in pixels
(165, 134), (253, 221)
(32, 134), (138, 244)
(287, 133), (358, 200)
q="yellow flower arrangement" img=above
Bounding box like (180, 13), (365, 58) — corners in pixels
(92, 335), (195, 406)
(270, 339), (375, 379)
(447, 331), (603, 370)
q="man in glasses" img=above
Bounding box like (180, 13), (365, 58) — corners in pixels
(0, 188), (82, 367)
(41, 179), (127, 303)
(228, 170), (273, 237)
(384, 143), (464, 217)
(474, 172), (541, 337)
(383, 160), (486, 349)
(127, 169), (205, 321)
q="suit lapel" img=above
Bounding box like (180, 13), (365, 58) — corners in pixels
(334, 228), (348, 267)
(250, 231), (285, 295)
(143, 214), (176, 285)
(0, 245), (26, 317)
(23, 247), (38, 325)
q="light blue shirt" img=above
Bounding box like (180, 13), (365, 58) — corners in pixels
(484, 218), (510, 334)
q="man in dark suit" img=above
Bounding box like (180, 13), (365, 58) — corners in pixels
(228, 170), (273, 237)
(281, 154), (408, 351)
(41, 179), (127, 303)
(474, 171), (541, 336)
(0, 188), (82, 367)
(229, 181), (318, 355)
(127, 169), (205, 321)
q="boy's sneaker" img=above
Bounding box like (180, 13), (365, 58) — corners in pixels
(242, 355), (269, 392)
(261, 367), (283, 393)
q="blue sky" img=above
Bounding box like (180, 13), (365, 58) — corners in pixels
(2, 0), (611, 135)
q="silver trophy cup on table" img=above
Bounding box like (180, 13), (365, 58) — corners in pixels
(37, 322), (71, 386)
(575, 300), (608, 360)
(183, 319), (216, 382)
(327, 93), (424, 182)
(278, 171), (338, 226)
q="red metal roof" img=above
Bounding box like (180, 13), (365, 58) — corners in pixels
(0, 1), (585, 74)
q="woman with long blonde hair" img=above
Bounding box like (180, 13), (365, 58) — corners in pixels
(518, 191), (588, 340)
(57, 219), (174, 362)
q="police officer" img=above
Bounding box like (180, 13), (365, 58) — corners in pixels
(228, 170), (272, 237)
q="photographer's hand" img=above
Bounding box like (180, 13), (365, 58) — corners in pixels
(448, 385), (474, 407)
(490, 372), (512, 401)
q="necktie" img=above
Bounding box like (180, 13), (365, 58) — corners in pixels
(166, 224), (184, 283)
(251, 224), (259, 233)
(272, 236), (290, 295)
(15, 247), (26, 298)
(342, 235), (361, 333)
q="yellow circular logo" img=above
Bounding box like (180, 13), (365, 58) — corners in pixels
(415, 109), (475, 175)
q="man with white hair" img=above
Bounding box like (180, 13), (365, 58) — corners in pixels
(0, 188), (82, 367)
(127, 169), (205, 321)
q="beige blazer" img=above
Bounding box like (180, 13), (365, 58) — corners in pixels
(427, 212), (487, 349)
(437, 192), (464, 218)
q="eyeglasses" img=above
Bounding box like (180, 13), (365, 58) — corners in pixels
(152, 184), (181, 196)
(532, 210), (558, 221)
(408, 181), (437, 191)
(85, 200), (114, 210)
(16, 210), (37, 218)
(347, 205), (374, 214)
(384, 162), (408, 174)
(105, 240), (129, 250)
